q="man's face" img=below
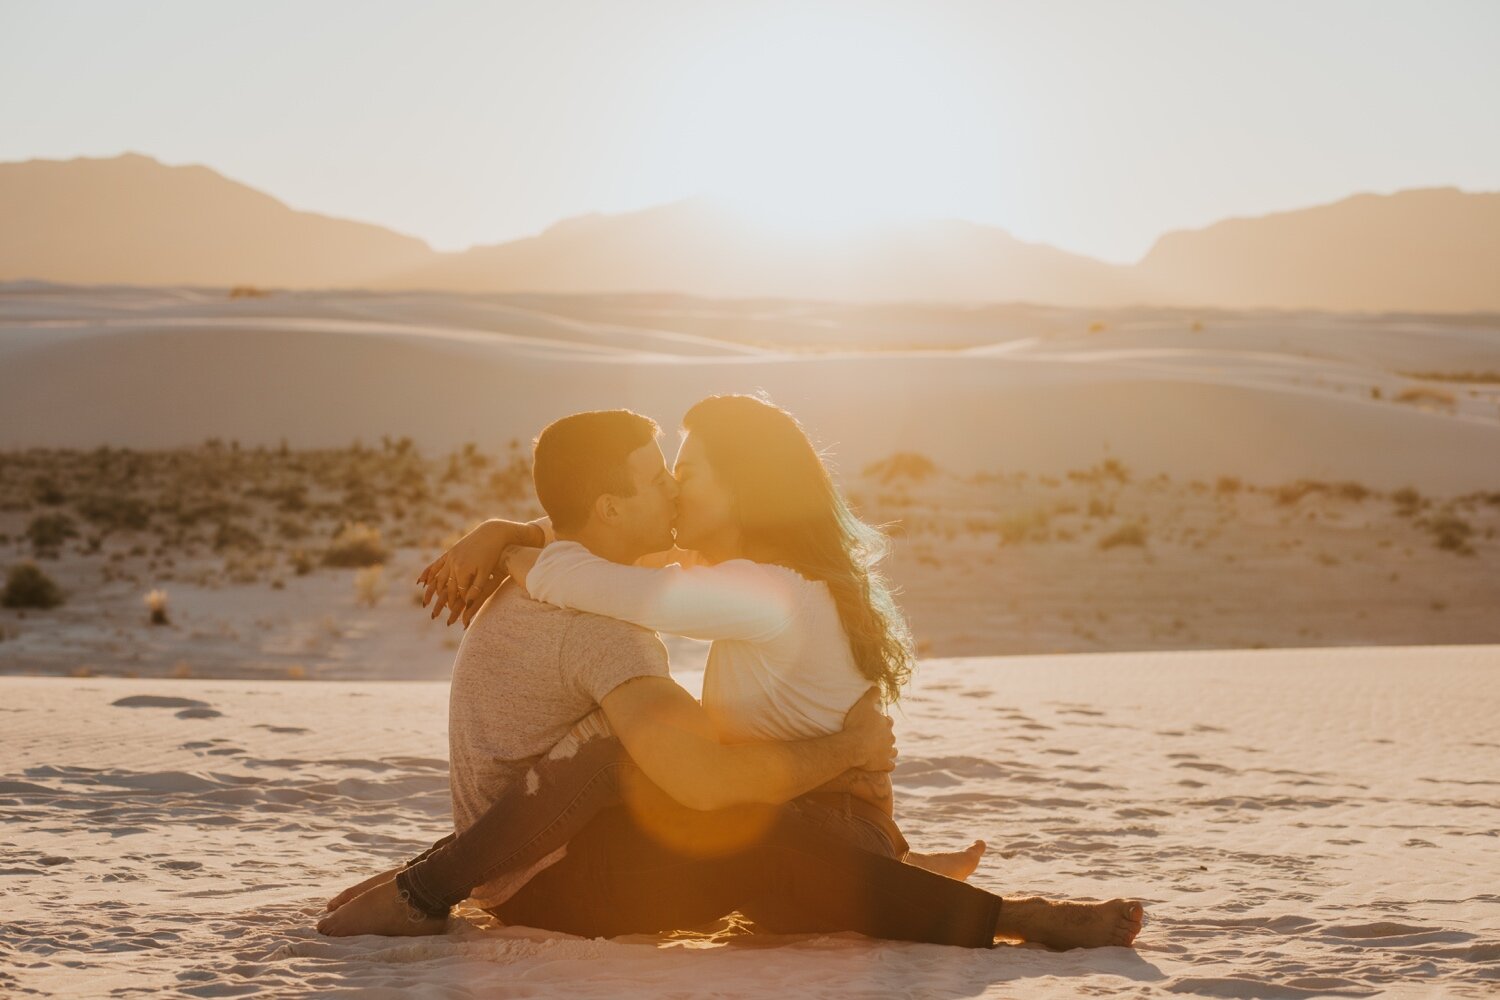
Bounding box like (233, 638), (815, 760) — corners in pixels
(608, 441), (678, 555)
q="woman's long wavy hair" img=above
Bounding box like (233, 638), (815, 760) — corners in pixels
(682, 394), (915, 703)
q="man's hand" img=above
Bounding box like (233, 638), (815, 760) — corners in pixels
(842, 688), (897, 772)
(813, 767), (895, 815)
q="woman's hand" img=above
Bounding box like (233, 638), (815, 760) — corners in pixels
(501, 545), (543, 598)
(418, 519), (542, 624)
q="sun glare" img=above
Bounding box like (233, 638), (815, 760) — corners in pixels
(647, 7), (993, 239)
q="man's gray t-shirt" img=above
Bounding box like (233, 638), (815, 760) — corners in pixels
(448, 581), (669, 905)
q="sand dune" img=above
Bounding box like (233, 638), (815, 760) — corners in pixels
(2, 285), (1498, 493)
(3, 646), (1497, 998)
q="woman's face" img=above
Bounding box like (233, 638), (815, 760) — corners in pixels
(670, 430), (738, 555)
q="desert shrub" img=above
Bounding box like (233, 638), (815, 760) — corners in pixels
(1394, 386), (1456, 408)
(1334, 481), (1370, 502)
(1215, 476), (1242, 495)
(1086, 495), (1114, 519)
(1275, 481), (1318, 506)
(1088, 321), (1108, 334)
(32, 477), (66, 506)
(26, 513), (77, 552)
(214, 520), (262, 551)
(77, 494), (152, 531)
(1400, 371), (1500, 384)
(863, 452), (939, 485)
(354, 565), (388, 607)
(1069, 459), (1130, 487)
(3, 561), (64, 608)
(1424, 514), (1474, 554)
(323, 522), (387, 567)
(229, 285), (269, 299)
(998, 508), (1050, 545)
(1098, 522), (1148, 550)
(1392, 487), (1422, 516)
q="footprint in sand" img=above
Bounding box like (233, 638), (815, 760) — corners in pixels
(112, 695), (208, 709)
(111, 695), (223, 719)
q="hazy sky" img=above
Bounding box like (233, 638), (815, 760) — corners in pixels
(3, 0), (1496, 261)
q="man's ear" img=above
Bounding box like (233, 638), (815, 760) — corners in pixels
(593, 492), (621, 525)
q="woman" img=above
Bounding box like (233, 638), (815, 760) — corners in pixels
(333, 395), (984, 926)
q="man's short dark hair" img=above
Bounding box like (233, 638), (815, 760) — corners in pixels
(533, 410), (661, 532)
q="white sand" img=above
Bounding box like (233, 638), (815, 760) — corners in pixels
(4, 646), (1498, 998)
(2, 286), (1499, 492)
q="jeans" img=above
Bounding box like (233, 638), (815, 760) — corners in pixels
(399, 734), (909, 918)
(492, 803), (1002, 948)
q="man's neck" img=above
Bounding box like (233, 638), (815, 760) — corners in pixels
(556, 525), (643, 566)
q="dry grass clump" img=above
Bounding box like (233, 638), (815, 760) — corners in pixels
(323, 522), (388, 568)
(3, 561), (65, 608)
(1215, 476), (1242, 495)
(1098, 522), (1148, 550)
(228, 285), (270, 299)
(354, 565), (388, 607)
(863, 452), (939, 485)
(144, 588), (170, 625)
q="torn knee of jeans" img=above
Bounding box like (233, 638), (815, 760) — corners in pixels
(524, 767), (541, 796)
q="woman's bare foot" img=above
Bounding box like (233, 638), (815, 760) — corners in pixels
(316, 879), (448, 937)
(325, 866), (400, 913)
(995, 896), (1144, 950)
(906, 840), (987, 881)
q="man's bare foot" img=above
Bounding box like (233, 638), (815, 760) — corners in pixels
(995, 896), (1144, 950)
(906, 840), (987, 881)
(325, 867), (400, 913)
(316, 878), (448, 937)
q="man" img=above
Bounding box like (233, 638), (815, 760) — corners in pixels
(319, 410), (1143, 950)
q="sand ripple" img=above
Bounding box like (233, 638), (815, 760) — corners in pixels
(2, 647), (1498, 997)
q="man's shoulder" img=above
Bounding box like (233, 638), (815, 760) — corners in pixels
(482, 583), (667, 666)
(562, 604), (666, 651)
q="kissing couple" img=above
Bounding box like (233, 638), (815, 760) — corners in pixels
(319, 393), (1144, 950)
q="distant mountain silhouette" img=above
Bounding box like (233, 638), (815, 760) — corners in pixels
(0, 153), (433, 288)
(380, 198), (1135, 305)
(2, 154), (1495, 312)
(1135, 188), (1500, 313)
